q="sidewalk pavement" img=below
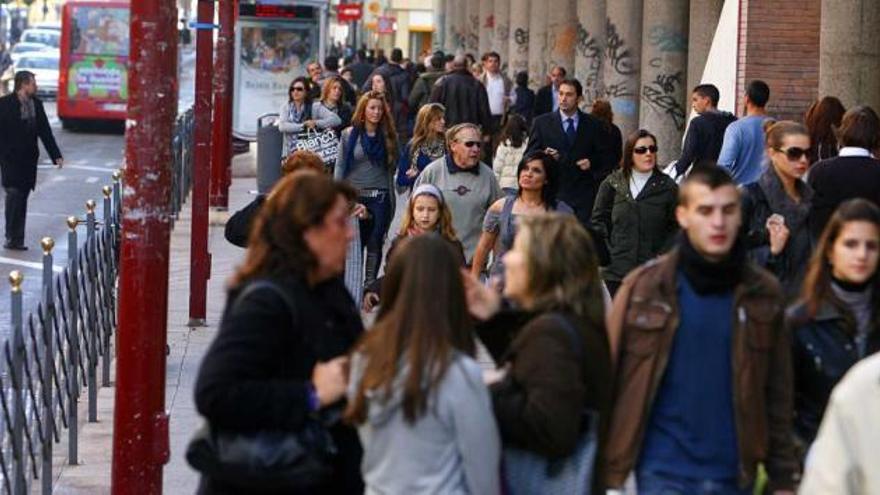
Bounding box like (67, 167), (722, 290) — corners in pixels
(51, 150), (257, 494)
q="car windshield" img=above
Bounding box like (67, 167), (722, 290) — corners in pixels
(13, 45), (43, 53)
(22, 31), (60, 47)
(18, 57), (58, 70)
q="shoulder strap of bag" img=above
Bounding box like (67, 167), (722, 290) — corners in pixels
(234, 279), (299, 329)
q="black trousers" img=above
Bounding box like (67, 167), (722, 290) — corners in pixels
(4, 187), (29, 245)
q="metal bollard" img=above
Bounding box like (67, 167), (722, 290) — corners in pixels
(112, 170), (122, 229)
(66, 217), (79, 464)
(101, 188), (113, 387)
(9, 271), (26, 495)
(85, 200), (98, 422)
(40, 238), (54, 495)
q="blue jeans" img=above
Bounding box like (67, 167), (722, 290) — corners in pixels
(358, 191), (392, 254)
(637, 470), (750, 495)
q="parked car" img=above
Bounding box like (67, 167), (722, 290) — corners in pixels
(10, 41), (51, 64)
(13, 52), (59, 97)
(19, 28), (60, 48)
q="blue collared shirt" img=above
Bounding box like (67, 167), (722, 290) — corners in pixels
(559, 110), (579, 132)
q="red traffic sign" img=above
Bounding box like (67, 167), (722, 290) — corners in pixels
(337, 4), (363, 22)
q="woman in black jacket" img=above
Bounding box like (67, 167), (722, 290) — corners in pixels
(590, 129), (678, 297)
(741, 120), (814, 301)
(787, 198), (880, 457)
(196, 172), (364, 494)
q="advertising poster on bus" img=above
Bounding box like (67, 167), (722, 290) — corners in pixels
(67, 6), (129, 106)
(233, 19), (319, 139)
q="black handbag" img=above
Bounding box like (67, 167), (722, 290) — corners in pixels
(185, 279), (338, 490)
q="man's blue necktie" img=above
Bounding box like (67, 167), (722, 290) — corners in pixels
(565, 118), (576, 146)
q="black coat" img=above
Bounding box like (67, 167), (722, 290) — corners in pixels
(347, 61), (375, 90)
(525, 110), (615, 225)
(429, 69), (491, 131)
(0, 93), (62, 190)
(674, 110), (737, 175)
(590, 169), (679, 282)
(787, 300), (880, 448)
(224, 195), (265, 247)
(807, 154), (880, 240)
(510, 86), (535, 124)
(533, 84), (554, 117)
(195, 274), (364, 494)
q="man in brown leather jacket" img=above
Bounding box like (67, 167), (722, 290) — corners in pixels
(603, 167), (798, 494)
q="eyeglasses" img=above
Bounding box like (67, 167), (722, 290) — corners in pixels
(459, 140), (482, 149)
(775, 146), (812, 161)
(633, 145), (658, 155)
(290, 86), (306, 92)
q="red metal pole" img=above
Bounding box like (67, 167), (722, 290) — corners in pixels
(209, 0), (234, 209)
(190, 0), (214, 325)
(112, 0), (177, 492)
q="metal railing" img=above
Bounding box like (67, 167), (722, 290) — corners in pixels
(1, 109), (194, 495)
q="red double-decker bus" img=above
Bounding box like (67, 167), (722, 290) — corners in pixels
(58, 0), (129, 128)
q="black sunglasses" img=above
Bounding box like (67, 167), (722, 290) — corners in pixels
(460, 140), (482, 149)
(775, 146), (812, 161)
(290, 86), (306, 92)
(633, 145), (658, 155)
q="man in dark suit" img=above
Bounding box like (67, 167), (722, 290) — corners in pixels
(526, 78), (614, 227)
(533, 65), (567, 118)
(346, 49), (375, 90)
(0, 71), (63, 250)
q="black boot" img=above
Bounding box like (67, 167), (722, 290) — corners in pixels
(364, 251), (381, 287)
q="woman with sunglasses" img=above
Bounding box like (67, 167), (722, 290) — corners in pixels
(471, 151), (573, 284)
(335, 91), (399, 287)
(590, 129), (679, 297)
(278, 76), (341, 158)
(740, 120), (814, 300)
(787, 198), (880, 458)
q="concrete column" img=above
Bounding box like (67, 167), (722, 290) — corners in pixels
(508, 0), (530, 79)
(686, 0), (723, 99)
(447, 0), (466, 53)
(479, 0), (495, 56)
(527, 0), (548, 88)
(819, 0), (880, 110)
(547, 0), (577, 77)
(639, 0), (689, 164)
(495, 0), (510, 68)
(575, 0), (607, 104)
(603, 0), (643, 137)
(434, 0), (446, 52)
(466, 0), (480, 53)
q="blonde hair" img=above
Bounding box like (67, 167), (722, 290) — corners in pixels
(320, 76), (345, 104)
(516, 214), (604, 328)
(445, 123), (482, 148)
(411, 103), (446, 152)
(398, 192), (458, 242)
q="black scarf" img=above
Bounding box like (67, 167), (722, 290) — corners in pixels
(678, 233), (747, 295)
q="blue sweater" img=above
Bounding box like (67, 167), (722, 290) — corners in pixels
(718, 115), (770, 185)
(639, 271), (739, 480)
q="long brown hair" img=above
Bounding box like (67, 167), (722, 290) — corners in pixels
(320, 75), (345, 105)
(410, 103), (445, 152)
(232, 172), (356, 287)
(351, 91), (399, 168)
(802, 198), (880, 317)
(516, 214), (605, 330)
(346, 235), (475, 424)
(804, 96), (845, 162)
(398, 190), (458, 241)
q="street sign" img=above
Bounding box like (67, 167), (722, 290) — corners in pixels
(337, 4), (362, 22)
(377, 16), (395, 34)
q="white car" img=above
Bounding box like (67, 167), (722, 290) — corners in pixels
(13, 53), (59, 97)
(20, 28), (61, 48)
(9, 42), (52, 64)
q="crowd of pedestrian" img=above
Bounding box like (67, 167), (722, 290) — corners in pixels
(197, 44), (880, 494)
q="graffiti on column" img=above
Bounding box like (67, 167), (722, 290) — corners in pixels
(468, 14), (479, 50)
(484, 14), (495, 29)
(641, 63), (686, 130)
(648, 26), (687, 53)
(497, 22), (509, 44)
(605, 19), (637, 76)
(514, 28), (529, 54)
(577, 24), (604, 102)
